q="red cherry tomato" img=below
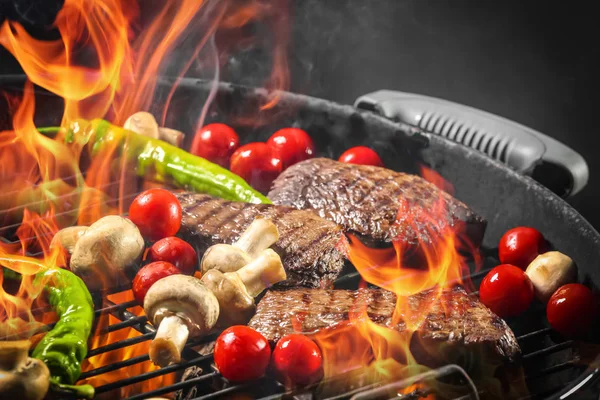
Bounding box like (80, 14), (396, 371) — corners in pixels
(547, 283), (597, 337)
(338, 146), (383, 167)
(272, 334), (323, 386)
(132, 261), (180, 304)
(230, 142), (282, 194)
(479, 264), (534, 318)
(148, 237), (197, 275)
(129, 188), (182, 241)
(498, 227), (548, 269)
(266, 128), (314, 169)
(190, 123), (239, 168)
(214, 326), (271, 382)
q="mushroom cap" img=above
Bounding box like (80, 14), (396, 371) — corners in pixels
(124, 111), (159, 139)
(144, 275), (220, 336)
(201, 269), (255, 326)
(49, 226), (88, 254)
(70, 215), (145, 289)
(200, 243), (252, 274)
(526, 251), (577, 303)
(0, 356), (50, 400)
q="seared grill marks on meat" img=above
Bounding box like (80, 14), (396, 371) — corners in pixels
(268, 158), (487, 247)
(248, 287), (520, 363)
(175, 192), (347, 288)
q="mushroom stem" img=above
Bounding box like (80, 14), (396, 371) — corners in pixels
(200, 218), (280, 274)
(158, 127), (185, 147)
(234, 218), (279, 258)
(231, 249), (286, 297)
(144, 276), (219, 368)
(201, 244), (252, 274)
(149, 315), (190, 367)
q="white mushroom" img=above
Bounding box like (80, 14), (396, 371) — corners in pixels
(525, 251), (577, 303)
(70, 215), (145, 290)
(49, 225), (88, 254)
(0, 340), (50, 400)
(201, 218), (279, 274)
(144, 275), (219, 367)
(124, 111), (159, 139)
(201, 248), (286, 326)
(158, 127), (185, 147)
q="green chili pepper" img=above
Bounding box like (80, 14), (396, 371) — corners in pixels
(57, 119), (270, 204)
(31, 267), (94, 386)
(2, 265), (95, 398)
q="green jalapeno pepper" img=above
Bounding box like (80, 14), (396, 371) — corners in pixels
(63, 119), (270, 204)
(2, 264), (95, 398)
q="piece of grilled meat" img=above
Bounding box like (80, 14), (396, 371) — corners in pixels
(175, 192), (347, 288)
(268, 158), (486, 247)
(248, 286), (520, 364)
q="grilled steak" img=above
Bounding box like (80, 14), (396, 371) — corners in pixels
(248, 286), (520, 363)
(268, 158), (486, 247)
(175, 192), (347, 288)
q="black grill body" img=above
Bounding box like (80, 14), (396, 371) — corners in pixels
(0, 76), (599, 399)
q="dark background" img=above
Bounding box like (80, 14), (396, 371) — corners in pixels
(1, 0), (600, 227)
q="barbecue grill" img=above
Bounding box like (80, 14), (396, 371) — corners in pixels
(1, 76), (599, 400)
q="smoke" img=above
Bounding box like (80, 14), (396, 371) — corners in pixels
(217, 0), (401, 100)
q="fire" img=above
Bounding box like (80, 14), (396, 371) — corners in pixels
(79, 290), (173, 398)
(420, 165), (455, 196)
(0, 208), (60, 341)
(1, 0), (291, 396)
(313, 178), (481, 395)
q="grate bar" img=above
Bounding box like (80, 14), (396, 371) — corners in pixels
(80, 354), (151, 380)
(335, 271), (361, 285)
(320, 383), (382, 400)
(522, 341), (574, 360)
(191, 378), (270, 400)
(81, 335), (217, 379)
(106, 316), (149, 333)
(526, 359), (577, 381)
(86, 332), (154, 358)
(517, 327), (552, 341)
(96, 299), (139, 316)
(95, 354), (213, 394)
(127, 373), (218, 400)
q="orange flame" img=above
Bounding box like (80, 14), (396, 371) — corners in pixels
(80, 290), (172, 398)
(1, 0), (291, 396)
(0, 207), (61, 340)
(420, 165), (455, 196)
(314, 185), (482, 393)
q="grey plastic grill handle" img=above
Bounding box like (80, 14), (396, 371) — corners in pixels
(355, 90), (589, 196)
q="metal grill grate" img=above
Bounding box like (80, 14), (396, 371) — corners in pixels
(2, 199), (585, 400)
(10, 245), (581, 400)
